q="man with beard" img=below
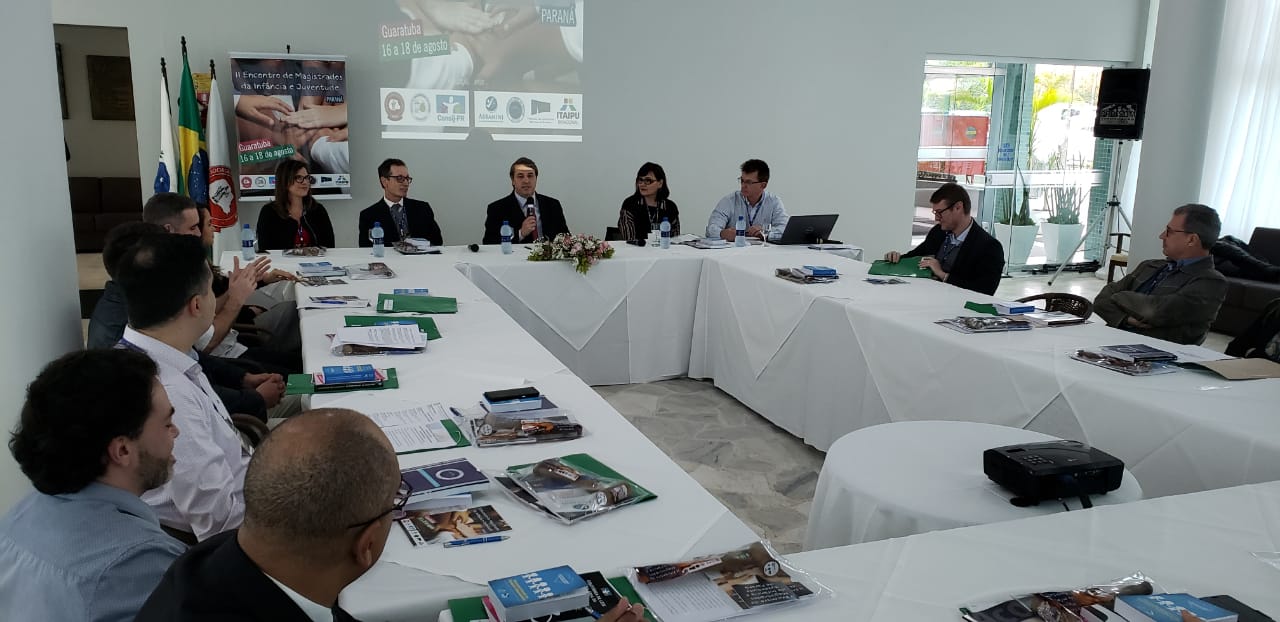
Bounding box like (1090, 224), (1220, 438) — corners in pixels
(0, 349), (185, 621)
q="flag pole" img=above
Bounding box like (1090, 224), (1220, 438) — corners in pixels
(160, 58), (171, 114)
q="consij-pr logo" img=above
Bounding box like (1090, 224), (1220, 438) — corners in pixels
(557, 97), (580, 124)
(506, 97), (525, 123)
(435, 94), (466, 123)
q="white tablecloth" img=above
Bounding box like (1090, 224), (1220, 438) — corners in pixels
(456, 246), (706, 385)
(803, 421), (1144, 550)
(231, 248), (758, 622)
(687, 249), (1280, 498)
(445, 480), (1280, 622)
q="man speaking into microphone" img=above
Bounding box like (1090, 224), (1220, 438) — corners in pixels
(483, 157), (571, 244)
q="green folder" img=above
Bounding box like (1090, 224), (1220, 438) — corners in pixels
(285, 368), (400, 395)
(400, 419), (470, 455)
(506, 453), (658, 505)
(964, 301), (998, 315)
(343, 315), (441, 340)
(375, 293), (458, 314)
(867, 257), (932, 278)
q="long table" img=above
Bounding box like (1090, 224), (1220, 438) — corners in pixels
(239, 248), (758, 622)
(454, 244), (1280, 499)
(440, 479), (1280, 621)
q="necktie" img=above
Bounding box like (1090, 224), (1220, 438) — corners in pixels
(391, 203), (409, 240)
(1136, 261), (1177, 294)
(525, 198), (538, 239)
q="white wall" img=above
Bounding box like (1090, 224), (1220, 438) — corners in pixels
(52, 0), (1148, 259)
(56, 24), (142, 178)
(1128, 0), (1225, 263)
(0, 0), (85, 510)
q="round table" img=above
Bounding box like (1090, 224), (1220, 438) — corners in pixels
(802, 421), (1144, 551)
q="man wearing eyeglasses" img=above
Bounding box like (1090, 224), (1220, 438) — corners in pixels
(706, 159), (790, 242)
(136, 408), (402, 621)
(883, 182), (1005, 295)
(1093, 203), (1228, 345)
(358, 158), (444, 247)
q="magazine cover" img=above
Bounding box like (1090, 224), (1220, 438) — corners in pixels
(470, 409), (584, 447)
(630, 541), (831, 622)
(936, 316), (1034, 334)
(959, 572), (1156, 622)
(501, 454), (655, 524)
(1070, 350), (1179, 376)
(397, 505), (511, 547)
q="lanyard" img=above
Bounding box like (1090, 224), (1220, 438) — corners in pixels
(742, 194), (762, 225)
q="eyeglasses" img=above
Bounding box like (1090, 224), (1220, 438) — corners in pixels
(1164, 226), (1191, 236)
(738, 178), (765, 186)
(383, 175), (413, 184)
(293, 175), (316, 184)
(344, 478), (413, 530)
(636, 177), (659, 185)
(931, 202), (959, 216)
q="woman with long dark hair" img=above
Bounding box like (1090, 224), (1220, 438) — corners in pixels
(254, 159), (336, 250)
(618, 162), (679, 242)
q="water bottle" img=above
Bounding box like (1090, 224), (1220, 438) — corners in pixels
(240, 224), (255, 261)
(660, 217), (671, 249)
(500, 220), (513, 255)
(650, 221), (661, 247)
(371, 221), (385, 257)
(735, 214), (747, 247)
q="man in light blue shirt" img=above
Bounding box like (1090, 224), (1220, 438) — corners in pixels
(0, 349), (185, 622)
(706, 159), (789, 242)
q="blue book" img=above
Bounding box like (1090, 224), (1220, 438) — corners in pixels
(393, 288), (431, 296)
(800, 265), (838, 277)
(1114, 594), (1238, 622)
(488, 566), (589, 621)
(320, 365), (377, 384)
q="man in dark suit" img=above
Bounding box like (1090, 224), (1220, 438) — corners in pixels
(884, 182), (1005, 295)
(483, 157), (570, 244)
(357, 158), (444, 247)
(135, 409), (403, 622)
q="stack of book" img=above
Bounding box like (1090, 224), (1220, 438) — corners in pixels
(312, 365), (387, 391)
(449, 571), (648, 622)
(346, 262), (396, 280)
(296, 261), (348, 278)
(994, 300), (1036, 315)
(394, 238), (443, 254)
(775, 265), (839, 284)
(487, 566), (592, 621)
(1019, 311), (1086, 327)
(299, 295), (369, 310)
(401, 457), (491, 507)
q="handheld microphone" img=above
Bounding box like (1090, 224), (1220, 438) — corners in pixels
(468, 243), (480, 252)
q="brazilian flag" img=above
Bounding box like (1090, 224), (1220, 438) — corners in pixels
(176, 53), (208, 204)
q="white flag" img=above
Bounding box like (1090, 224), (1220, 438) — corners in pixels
(154, 67), (177, 194)
(206, 75), (240, 260)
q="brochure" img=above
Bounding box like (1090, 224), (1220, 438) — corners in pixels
(397, 505), (511, 547)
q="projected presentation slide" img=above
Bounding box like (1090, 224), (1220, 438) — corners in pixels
(377, 0), (583, 142)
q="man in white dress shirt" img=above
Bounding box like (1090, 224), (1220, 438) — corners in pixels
(115, 233), (252, 541)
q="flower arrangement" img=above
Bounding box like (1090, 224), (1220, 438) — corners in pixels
(527, 233), (615, 274)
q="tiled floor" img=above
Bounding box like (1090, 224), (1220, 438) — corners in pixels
(595, 271), (1233, 553)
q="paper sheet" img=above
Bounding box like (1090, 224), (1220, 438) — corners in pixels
(365, 404), (457, 453)
(334, 325), (427, 349)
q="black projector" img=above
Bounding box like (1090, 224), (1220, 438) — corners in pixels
(983, 440), (1124, 504)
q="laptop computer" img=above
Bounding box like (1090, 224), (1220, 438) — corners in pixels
(776, 214), (839, 245)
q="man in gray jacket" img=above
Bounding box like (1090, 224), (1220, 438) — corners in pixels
(1093, 203), (1228, 345)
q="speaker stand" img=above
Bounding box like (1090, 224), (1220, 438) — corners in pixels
(1047, 140), (1133, 286)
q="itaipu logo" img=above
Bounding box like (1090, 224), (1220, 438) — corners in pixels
(384, 91), (406, 122)
(557, 97), (579, 123)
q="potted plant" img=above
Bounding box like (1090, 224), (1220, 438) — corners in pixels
(1041, 151), (1087, 264)
(992, 174), (1038, 267)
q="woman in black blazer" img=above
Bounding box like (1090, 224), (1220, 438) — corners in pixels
(618, 162), (680, 241)
(255, 159), (336, 250)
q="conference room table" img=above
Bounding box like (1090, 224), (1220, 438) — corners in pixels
(437, 479), (1280, 621)
(231, 248), (758, 622)
(454, 242), (1280, 499)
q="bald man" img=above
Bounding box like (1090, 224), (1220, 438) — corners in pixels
(136, 409), (400, 621)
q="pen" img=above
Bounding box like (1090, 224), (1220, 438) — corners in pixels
(314, 300), (348, 304)
(442, 535), (509, 548)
